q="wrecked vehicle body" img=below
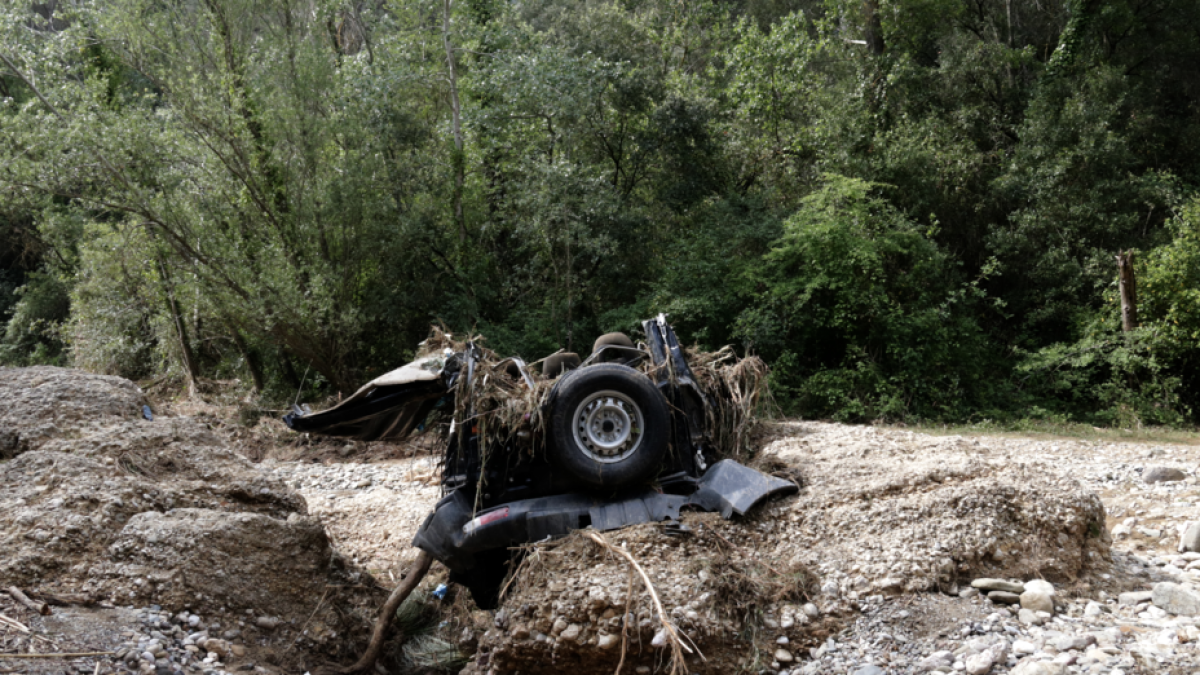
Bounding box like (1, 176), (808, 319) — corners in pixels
(285, 315), (796, 607)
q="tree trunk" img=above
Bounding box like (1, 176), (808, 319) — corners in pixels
(229, 326), (264, 393)
(1116, 250), (1138, 332)
(443, 0), (466, 242)
(863, 0), (885, 55)
(157, 259), (201, 397)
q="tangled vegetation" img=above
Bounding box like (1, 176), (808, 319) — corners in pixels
(3, 0), (1200, 426)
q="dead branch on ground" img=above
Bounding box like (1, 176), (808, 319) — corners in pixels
(0, 651), (113, 658)
(614, 566), (634, 675)
(0, 614), (29, 633)
(586, 531), (699, 675)
(4, 588), (48, 616)
(329, 550), (433, 674)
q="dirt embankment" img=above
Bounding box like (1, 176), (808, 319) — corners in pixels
(0, 366), (382, 673)
(459, 427), (1111, 675)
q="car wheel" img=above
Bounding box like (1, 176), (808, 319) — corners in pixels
(592, 332), (634, 353)
(542, 352), (580, 379)
(548, 363), (669, 489)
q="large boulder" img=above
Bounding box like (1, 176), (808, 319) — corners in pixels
(92, 508), (354, 642)
(0, 366), (147, 455)
(0, 367), (380, 656)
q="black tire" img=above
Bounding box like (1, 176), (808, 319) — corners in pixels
(548, 363), (669, 490)
(542, 352), (580, 379)
(592, 332), (634, 353)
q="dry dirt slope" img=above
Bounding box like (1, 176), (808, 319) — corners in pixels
(0, 367), (383, 675)
(3, 366), (1200, 675)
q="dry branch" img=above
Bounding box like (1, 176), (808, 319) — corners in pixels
(613, 566), (634, 675)
(586, 531), (698, 675)
(332, 550), (433, 674)
(33, 593), (91, 607)
(0, 615), (28, 633)
(5, 588), (49, 616)
(0, 651), (113, 658)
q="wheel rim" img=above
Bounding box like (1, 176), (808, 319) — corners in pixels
(571, 389), (644, 464)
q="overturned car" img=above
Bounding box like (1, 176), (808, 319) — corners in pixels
(285, 315), (796, 607)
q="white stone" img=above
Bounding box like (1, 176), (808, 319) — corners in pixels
(1023, 579), (1055, 595)
(1012, 640), (1037, 654)
(964, 650), (995, 675)
(1020, 590), (1055, 614)
(1009, 662), (1065, 675)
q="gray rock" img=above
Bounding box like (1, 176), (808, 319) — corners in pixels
(1054, 634), (1096, 651)
(917, 650), (954, 672)
(972, 578), (1026, 593)
(988, 591), (1021, 605)
(254, 616), (282, 630)
(774, 649), (794, 663)
(596, 633), (618, 650)
(1020, 590), (1055, 614)
(1118, 590), (1153, 605)
(1144, 466), (1187, 483)
(852, 667), (883, 675)
(1152, 582), (1200, 616)
(1181, 523), (1200, 553)
(802, 603), (820, 618)
(1083, 600), (1102, 617)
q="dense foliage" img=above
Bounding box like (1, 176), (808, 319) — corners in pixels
(3, 0), (1200, 425)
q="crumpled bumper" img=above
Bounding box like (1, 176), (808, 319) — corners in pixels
(412, 459), (798, 574)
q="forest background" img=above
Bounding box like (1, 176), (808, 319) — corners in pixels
(3, 0), (1200, 427)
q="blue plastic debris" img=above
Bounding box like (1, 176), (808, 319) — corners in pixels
(432, 583), (448, 600)
(142, 405), (153, 421)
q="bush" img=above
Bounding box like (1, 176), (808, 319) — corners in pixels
(66, 224), (159, 379)
(0, 272), (70, 366)
(1016, 326), (1189, 428)
(736, 174), (992, 421)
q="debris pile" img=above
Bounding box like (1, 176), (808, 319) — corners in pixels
(458, 423), (1112, 675)
(420, 328), (772, 464)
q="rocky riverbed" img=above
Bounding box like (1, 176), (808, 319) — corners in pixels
(3, 367), (1200, 675)
(275, 423), (1200, 675)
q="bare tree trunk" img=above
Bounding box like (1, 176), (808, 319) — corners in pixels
(1117, 250), (1139, 332)
(863, 0), (884, 55)
(229, 326), (264, 393)
(157, 258), (201, 397)
(443, 0), (466, 242)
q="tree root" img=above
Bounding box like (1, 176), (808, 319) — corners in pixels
(327, 549), (433, 675)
